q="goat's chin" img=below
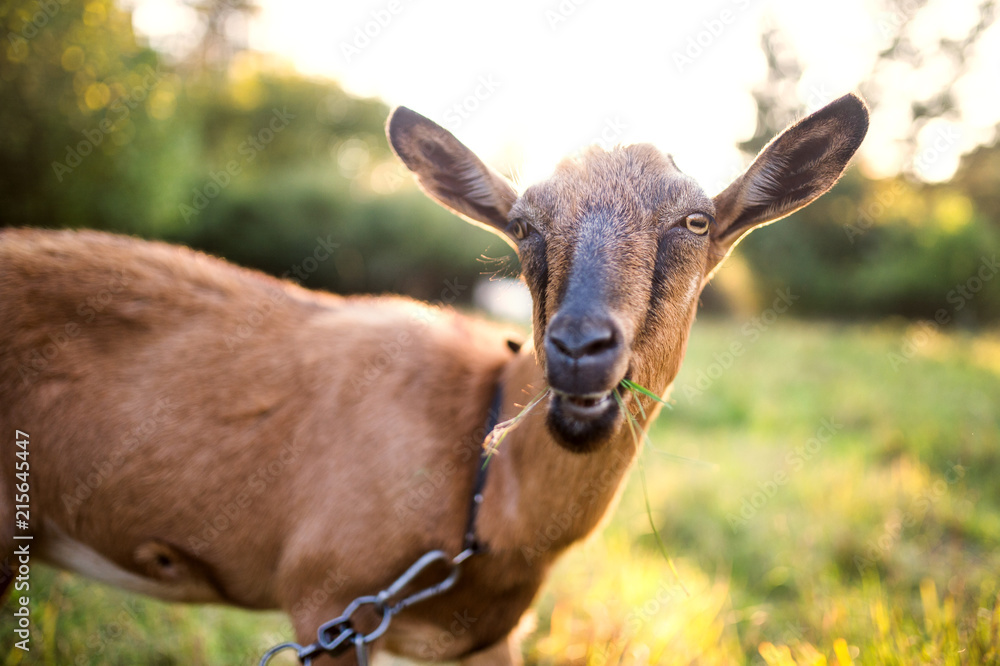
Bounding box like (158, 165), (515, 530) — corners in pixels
(546, 391), (621, 453)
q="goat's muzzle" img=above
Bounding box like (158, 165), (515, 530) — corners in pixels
(543, 311), (628, 452)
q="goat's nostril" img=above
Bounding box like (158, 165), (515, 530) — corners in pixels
(583, 328), (616, 355)
(547, 318), (619, 360)
(550, 333), (575, 358)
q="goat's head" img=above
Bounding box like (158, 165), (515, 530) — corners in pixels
(388, 95), (868, 453)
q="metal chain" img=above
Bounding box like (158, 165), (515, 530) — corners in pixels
(259, 382), (503, 665)
(258, 547), (474, 665)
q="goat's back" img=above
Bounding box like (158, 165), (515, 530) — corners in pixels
(0, 228), (513, 608)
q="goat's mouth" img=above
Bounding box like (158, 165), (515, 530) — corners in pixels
(546, 388), (622, 453)
(556, 389), (614, 417)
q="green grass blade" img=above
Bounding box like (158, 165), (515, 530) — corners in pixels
(613, 389), (690, 596)
(483, 387), (550, 467)
(637, 453), (690, 597)
(644, 446), (720, 469)
(620, 378), (672, 409)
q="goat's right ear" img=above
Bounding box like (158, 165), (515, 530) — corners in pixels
(707, 93), (869, 276)
(387, 107), (518, 244)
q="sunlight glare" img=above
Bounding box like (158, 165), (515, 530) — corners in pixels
(129, 0), (1000, 186)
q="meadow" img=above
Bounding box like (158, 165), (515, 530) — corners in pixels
(3, 317), (999, 665)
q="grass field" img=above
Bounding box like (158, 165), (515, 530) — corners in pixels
(3, 318), (999, 665)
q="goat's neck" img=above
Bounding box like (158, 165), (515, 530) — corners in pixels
(477, 342), (658, 562)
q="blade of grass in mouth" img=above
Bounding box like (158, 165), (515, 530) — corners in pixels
(615, 385), (690, 597)
(483, 388), (550, 467)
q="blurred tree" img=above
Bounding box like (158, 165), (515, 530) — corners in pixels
(186, 0), (258, 71)
(950, 142), (1000, 231)
(0, 0), (189, 233)
(865, 0), (996, 152)
(736, 25), (803, 156)
(4, 0), (993, 319)
(740, 1), (997, 170)
(0, 0), (508, 303)
(723, 2), (1000, 324)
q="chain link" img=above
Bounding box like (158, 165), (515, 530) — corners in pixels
(259, 382), (502, 665)
(259, 547), (474, 665)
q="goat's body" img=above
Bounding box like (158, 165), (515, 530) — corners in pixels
(1, 95), (868, 663)
(0, 228), (563, 659)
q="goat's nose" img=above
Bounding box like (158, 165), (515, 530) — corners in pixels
(546, 314), (620, 360)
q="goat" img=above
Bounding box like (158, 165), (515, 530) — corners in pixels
(0, 93), (868, 664)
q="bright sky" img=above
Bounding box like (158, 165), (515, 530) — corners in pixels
(131, 0), (1000, 190)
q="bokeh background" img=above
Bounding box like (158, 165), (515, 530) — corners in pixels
(1, 0), (999, 664)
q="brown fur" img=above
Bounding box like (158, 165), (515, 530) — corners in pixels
(0, 94), (868, 664)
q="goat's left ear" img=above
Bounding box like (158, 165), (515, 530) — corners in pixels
(708, 93), (869, 275)
(387, 107), (518, 246)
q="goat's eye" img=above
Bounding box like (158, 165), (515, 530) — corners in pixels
(685, 213), (712, 235)
(510, 218), (530, 240)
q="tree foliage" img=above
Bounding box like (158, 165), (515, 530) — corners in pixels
(1, 0), (997, 320)
(0, 0), (509, 302)
(728, 7), (1000, 324)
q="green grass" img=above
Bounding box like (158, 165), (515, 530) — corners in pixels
(529, 318), (1000, 665)
(4, 319), (1000, 664)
